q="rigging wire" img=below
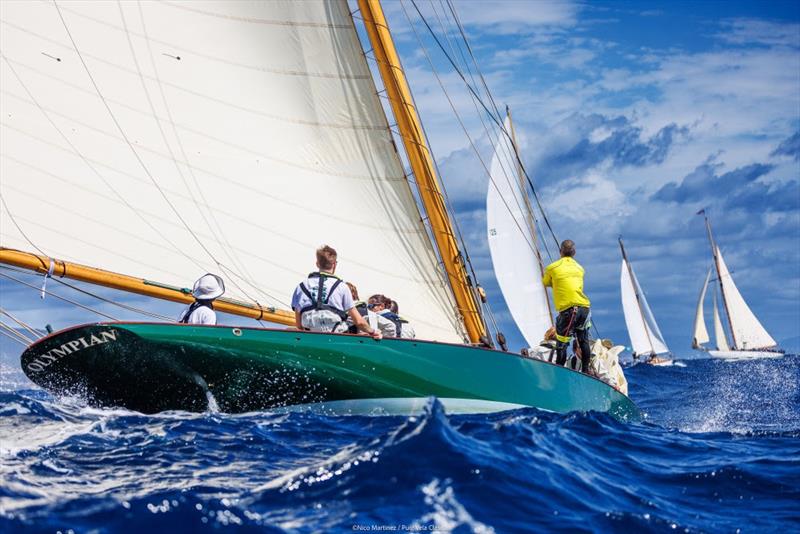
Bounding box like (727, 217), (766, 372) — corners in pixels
(441, 0), (554, 264)
(0, 307), (43, 339)
(0, 320), (34, 345)
(406, 1), (604, 340)
(398, 1), (539, 258)
(410, 0), (560, 251)
(377, 2), (502, 340)
(397, 0), (552, 342)
(425, 0), (537, 255)
(0, 265), (173, 321)
(349, 5), (468, 339)
(0, 271), (119, 320)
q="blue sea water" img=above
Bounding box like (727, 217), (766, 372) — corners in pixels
(1, 355), (799, 533)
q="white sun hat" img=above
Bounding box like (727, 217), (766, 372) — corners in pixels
(192, 273), (225, 300)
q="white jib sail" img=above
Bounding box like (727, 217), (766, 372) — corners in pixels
(716, 248), (776, 350)
(486, 118), (551, 347)
(0, 1), (463, 342)
(712, 289), (731, 351)
(693, 268), (711, 347)
(620, 259), (669, 355)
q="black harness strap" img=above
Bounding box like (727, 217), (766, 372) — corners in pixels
(381, 311), (404, 336)
(179, 300), (213, 324)
(299, 272), (348, 322)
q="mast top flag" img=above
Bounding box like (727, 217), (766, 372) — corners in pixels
(0, 0), (489, 343)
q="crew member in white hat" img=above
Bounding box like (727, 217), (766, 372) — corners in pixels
(178, 274), (225, 325)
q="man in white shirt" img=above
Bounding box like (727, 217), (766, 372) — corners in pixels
(178, 274), (225, 325)
(291, 245), (381, 340)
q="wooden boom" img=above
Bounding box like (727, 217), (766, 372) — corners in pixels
(0, 248), (296, 326)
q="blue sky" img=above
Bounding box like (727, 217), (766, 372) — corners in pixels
(377, 0), (800, 351)
(1, 0), (798, 361)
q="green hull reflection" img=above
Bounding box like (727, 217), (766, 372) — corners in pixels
(21, 323), (640, 419)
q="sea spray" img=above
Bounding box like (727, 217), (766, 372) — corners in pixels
(191, 373), (220, 413)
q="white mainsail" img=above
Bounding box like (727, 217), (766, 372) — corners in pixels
(0, 1), (464, 341)
(712, 289), (730, 351)
(716, 248), (776, 350)
(620, 258), (669, 356)
(486, 117), (551, 347)
(692, 268), (711, 348)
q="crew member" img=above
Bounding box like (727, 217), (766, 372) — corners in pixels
(291, 245), (381, 340)
(178, 273), (225, 325)
(542, 239), (592, 373)
(346, 283), (396, 337)
(367, 294), (406, 338)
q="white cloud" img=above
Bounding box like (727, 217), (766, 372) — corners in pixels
(450, 0), (581, 32)
(715, 18), (800, 48)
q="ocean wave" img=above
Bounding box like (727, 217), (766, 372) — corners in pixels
(1, 357), (799, 532)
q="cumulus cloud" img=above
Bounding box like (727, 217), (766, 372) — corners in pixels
(770, 131), (800, 161)
(715, 18), (800, 48)
(652, 159), (789, 213)
(533, 113), (690, 185)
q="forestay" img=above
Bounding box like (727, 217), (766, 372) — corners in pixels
(692, 268), (711, 348)
(620, 259), (669, 356)
(0, 1), (463, 341)
(716, 249), (776, 350)
(486, 117), (551, 347)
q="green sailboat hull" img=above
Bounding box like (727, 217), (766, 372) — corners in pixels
(20, 323), (640, 419)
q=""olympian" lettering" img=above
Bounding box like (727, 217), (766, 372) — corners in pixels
(27, 330), (118, 373)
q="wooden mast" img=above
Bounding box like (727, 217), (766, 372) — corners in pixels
(703, 214), (738, 348)
(506, 105), (553, 326)
(0, 248), (296, 326)
(358, 0), (487, 344)
(618, 237), (657, 356)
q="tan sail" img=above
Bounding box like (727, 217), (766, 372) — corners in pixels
(0, 0), (468, 341)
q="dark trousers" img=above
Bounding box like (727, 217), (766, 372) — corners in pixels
(555, 306), (592, 372)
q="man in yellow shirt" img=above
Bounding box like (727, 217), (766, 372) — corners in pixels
(542, 240), (592, 373)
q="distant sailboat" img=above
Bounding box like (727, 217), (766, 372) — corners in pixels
(618, 238), (671, 365)
(692, 213), (783, 359)
(486, 108), (552, 348)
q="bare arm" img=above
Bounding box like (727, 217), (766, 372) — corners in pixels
(294, 310), (304, 330)
(348, 308), (382, 340)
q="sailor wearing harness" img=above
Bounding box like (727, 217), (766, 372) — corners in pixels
(291, 245), (382, 340)
(346, 283), (396, 337)
(542, 240), (593, 373)
(178, 273), (225, 325)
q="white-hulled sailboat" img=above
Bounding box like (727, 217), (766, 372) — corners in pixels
(618, 238), (672, 365)
(692, 213), (783, 359)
